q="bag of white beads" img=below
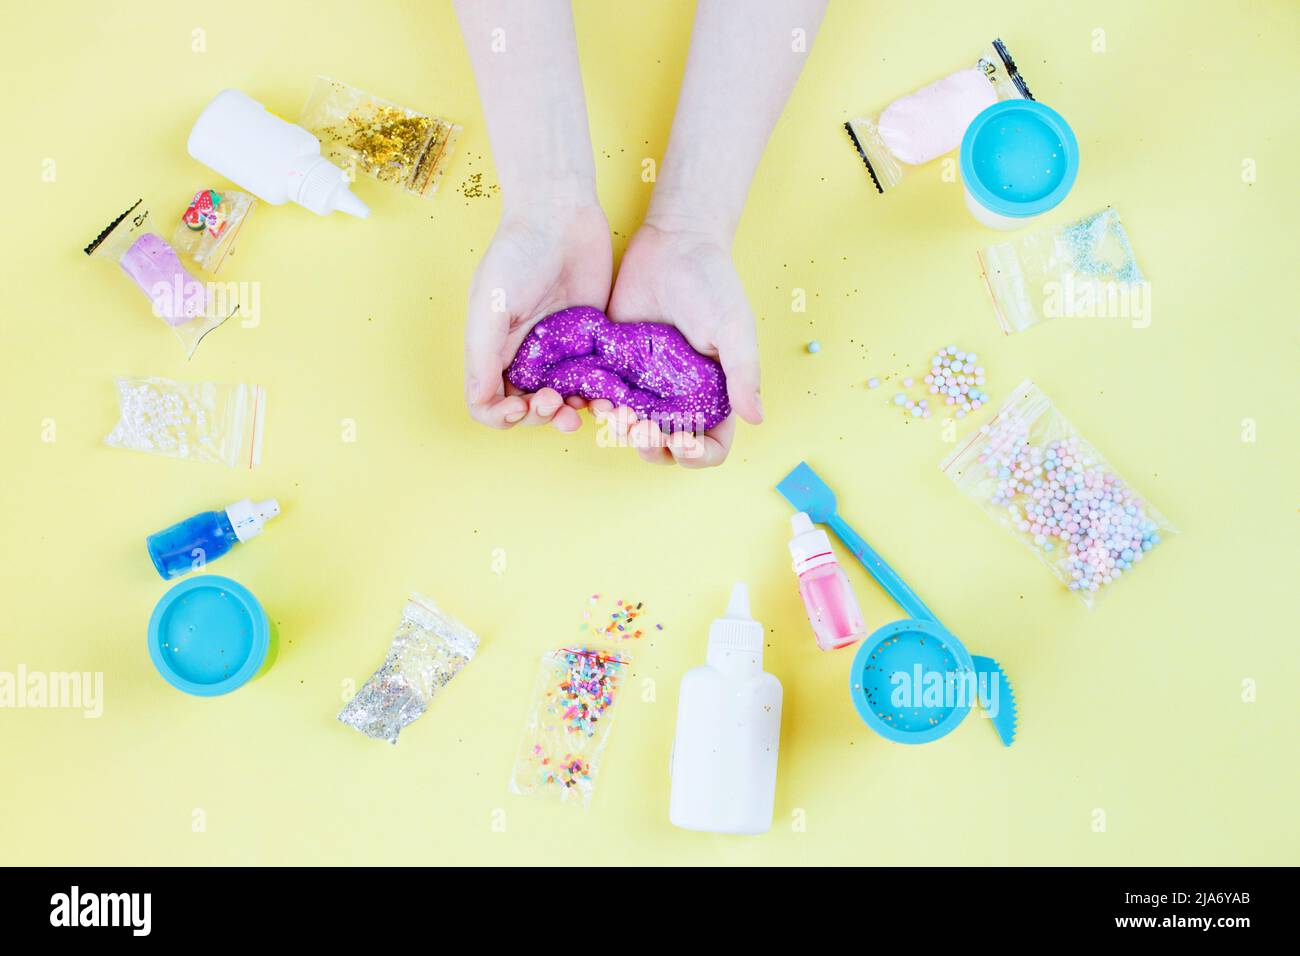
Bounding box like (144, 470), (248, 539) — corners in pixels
(845, 39), (1032, 194)
(977, 208), (1148, 335)
(941, 379), (1174, 607)
(104, 376), (266, 469)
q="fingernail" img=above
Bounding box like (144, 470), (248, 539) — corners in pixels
(539, 403), (559, 417)
(505, 410), (525, 423)
(754, 392), (764, 420)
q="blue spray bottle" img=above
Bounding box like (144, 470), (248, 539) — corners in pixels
(146, 499), (280, 579)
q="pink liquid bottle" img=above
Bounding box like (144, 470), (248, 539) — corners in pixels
(789, 512), (866, 651)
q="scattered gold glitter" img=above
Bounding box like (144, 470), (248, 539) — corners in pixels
(459, 172), (499, 200)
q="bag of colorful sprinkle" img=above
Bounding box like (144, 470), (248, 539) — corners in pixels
(508, 646), (631, 807)
(845, 39), (1032, 194)
(977, 208), (1148, 335)
(338, 594), (480, 745)
(298, 76), (460, 199)
(104, 376), (266, 469)
(171, 187), (257, 275)
(941, 380), (1175, 607)
(84, 199), (237, 358)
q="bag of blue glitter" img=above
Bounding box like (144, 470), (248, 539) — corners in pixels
(977, 208), (1149, 335)
(508, 646), (632, 807)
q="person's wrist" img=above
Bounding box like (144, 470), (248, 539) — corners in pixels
(643, 183), (739, 247)
(499, 167), (599, 221)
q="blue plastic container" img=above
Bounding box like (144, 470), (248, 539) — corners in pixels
(147, 575), (270, 696)
(848, 618), (977, 745)
(960, 100), (1078, 229)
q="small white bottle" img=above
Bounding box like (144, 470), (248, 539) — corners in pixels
(669, 582), (782, 835)
(187, 89), (370, 218)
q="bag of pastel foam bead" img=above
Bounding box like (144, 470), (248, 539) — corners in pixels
(84, 199), (239, 358)
(940, 380), (1175, 607)
(977, 208), (1147, 335)
(508, 646), (631, 807)
(104, 376), (266, 469)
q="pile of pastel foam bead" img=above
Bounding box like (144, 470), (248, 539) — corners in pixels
(867, 344), (989, 422)
(926, 346), (989, 419)
(890, 385), (931, 418)
(978, 426), (1163, 594)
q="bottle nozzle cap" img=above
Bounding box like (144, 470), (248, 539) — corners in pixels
(296, 158), (370, 217)
(708, 581), (764, 666)
(725, 581), (751, 620)
(789, 512), (836, 575)
(226, 498), (280, 542)
(330, 187), (370, 219)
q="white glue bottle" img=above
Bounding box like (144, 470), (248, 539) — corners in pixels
(669, 582), (782, 835)
(187, 89), (370, 218)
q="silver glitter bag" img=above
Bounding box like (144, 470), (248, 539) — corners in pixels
(338, 594), (479, 744)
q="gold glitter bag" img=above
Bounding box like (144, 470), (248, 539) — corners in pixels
(299, 76), (460, 199)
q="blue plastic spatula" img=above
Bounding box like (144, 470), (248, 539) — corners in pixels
(972, 656), (1018, 748)
(777, 461), (1017, 746)
(776, 462), (936, 622)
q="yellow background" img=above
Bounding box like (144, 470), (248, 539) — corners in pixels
(2, 0), (1296, 865)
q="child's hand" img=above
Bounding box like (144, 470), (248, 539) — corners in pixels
(601, 220), (763, 468)
(464, 201), (612, 431)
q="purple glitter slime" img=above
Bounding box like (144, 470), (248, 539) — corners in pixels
(506, 306), (731, 433)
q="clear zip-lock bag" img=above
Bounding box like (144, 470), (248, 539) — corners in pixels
(170, 187), (257, 275)
(104, 376), (266, 469)
(84, 199), (238, 357)
(299, 76), (461, 199)
(338, 593), (480, 744)
(977, 208), (1148, 334)
(845, 39), (1032, 194)
(941, 380), (1175, 607)
(508, 646), (632, 807)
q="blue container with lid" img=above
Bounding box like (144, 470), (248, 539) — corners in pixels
(147, 574), (270, 696)
(960, 99), (1078, 229)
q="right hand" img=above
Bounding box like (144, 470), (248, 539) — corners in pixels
(463, 200), (612, 431)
